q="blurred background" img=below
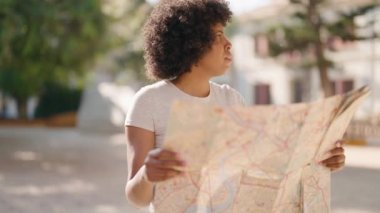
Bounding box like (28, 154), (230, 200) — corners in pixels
(0, 0), (379, 212)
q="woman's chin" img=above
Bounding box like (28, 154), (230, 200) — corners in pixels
(224, 62), (232, 70)
(214, 67), (229, 77)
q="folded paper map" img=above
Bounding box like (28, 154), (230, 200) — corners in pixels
(153, 86), (370, 213)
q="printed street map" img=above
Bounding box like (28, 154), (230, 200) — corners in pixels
(154, 87), (369, 213)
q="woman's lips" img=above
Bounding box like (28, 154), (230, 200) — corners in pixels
(225, 53), (232, 59)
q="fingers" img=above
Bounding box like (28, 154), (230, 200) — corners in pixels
(144, 148), (187, 183)
(147, 148), (186, 168)
(327, 139), (346, 172)
(320, 154), (345, 172)
(321, 155), (345, 165)
(145, 158), (186, 170)
(149, 148), (186, 165)
(326, 162), (345, 172)
(332, 164), (344, 171)
(329, 147), (345, 157)
(321, 146), (345, 161)
(149, 148), (178, 160)
(144, 167), (184, 182)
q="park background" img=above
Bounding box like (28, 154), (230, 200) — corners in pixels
(0, 0), (380, 212)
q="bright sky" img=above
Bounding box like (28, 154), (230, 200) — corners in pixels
(146, 0), (271, 14)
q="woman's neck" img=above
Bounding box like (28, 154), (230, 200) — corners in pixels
(171, 70), (211, 98)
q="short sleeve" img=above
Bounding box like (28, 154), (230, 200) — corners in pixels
(234, 89), (246, 106)
(223, 84), (247, 106)
(124, 87), (155, 132)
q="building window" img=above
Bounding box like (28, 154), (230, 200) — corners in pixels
(254, 83), (271, 105)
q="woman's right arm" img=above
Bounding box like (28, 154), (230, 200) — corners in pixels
(124, 126), (186, 207)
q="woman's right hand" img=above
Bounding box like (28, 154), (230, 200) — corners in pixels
(143, 148), (187, 183)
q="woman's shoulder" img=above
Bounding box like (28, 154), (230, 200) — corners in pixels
(134, 80), (170, 97)
(210, 81), (239, 95)
(210, 81), (246, 106)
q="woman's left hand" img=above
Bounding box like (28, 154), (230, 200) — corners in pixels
(320, 140), (346, 172)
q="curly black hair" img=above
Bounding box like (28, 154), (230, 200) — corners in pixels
(143, 0), (232, 80)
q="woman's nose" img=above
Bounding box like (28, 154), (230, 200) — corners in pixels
(225, 38), (232, 51)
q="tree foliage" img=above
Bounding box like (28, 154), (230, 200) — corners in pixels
(0, 0), (108, 118)
(265, 0), (379, 97)
(106, 0), (152, 83)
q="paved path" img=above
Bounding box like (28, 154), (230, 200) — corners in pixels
(0, 127), (144, 213)
(0, 127), (379, 212)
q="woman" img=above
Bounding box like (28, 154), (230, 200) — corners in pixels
(124, 0), (345, 209)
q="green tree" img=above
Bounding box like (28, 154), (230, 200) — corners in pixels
(106, 0), (152, 83)
(265, 0), (378, 97)
(0, 0), (108, 118)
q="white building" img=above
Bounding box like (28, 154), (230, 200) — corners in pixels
(230, 0), (380, 122)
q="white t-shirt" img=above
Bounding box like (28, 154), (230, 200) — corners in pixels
(125, 80), (245, 147)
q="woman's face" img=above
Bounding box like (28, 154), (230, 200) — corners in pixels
(196, 23), (232, 77)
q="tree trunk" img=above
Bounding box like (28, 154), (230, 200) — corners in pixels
(315, 38), (334, 97)
(308, 0), (334, 97)
(16, 98), (28, 119)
